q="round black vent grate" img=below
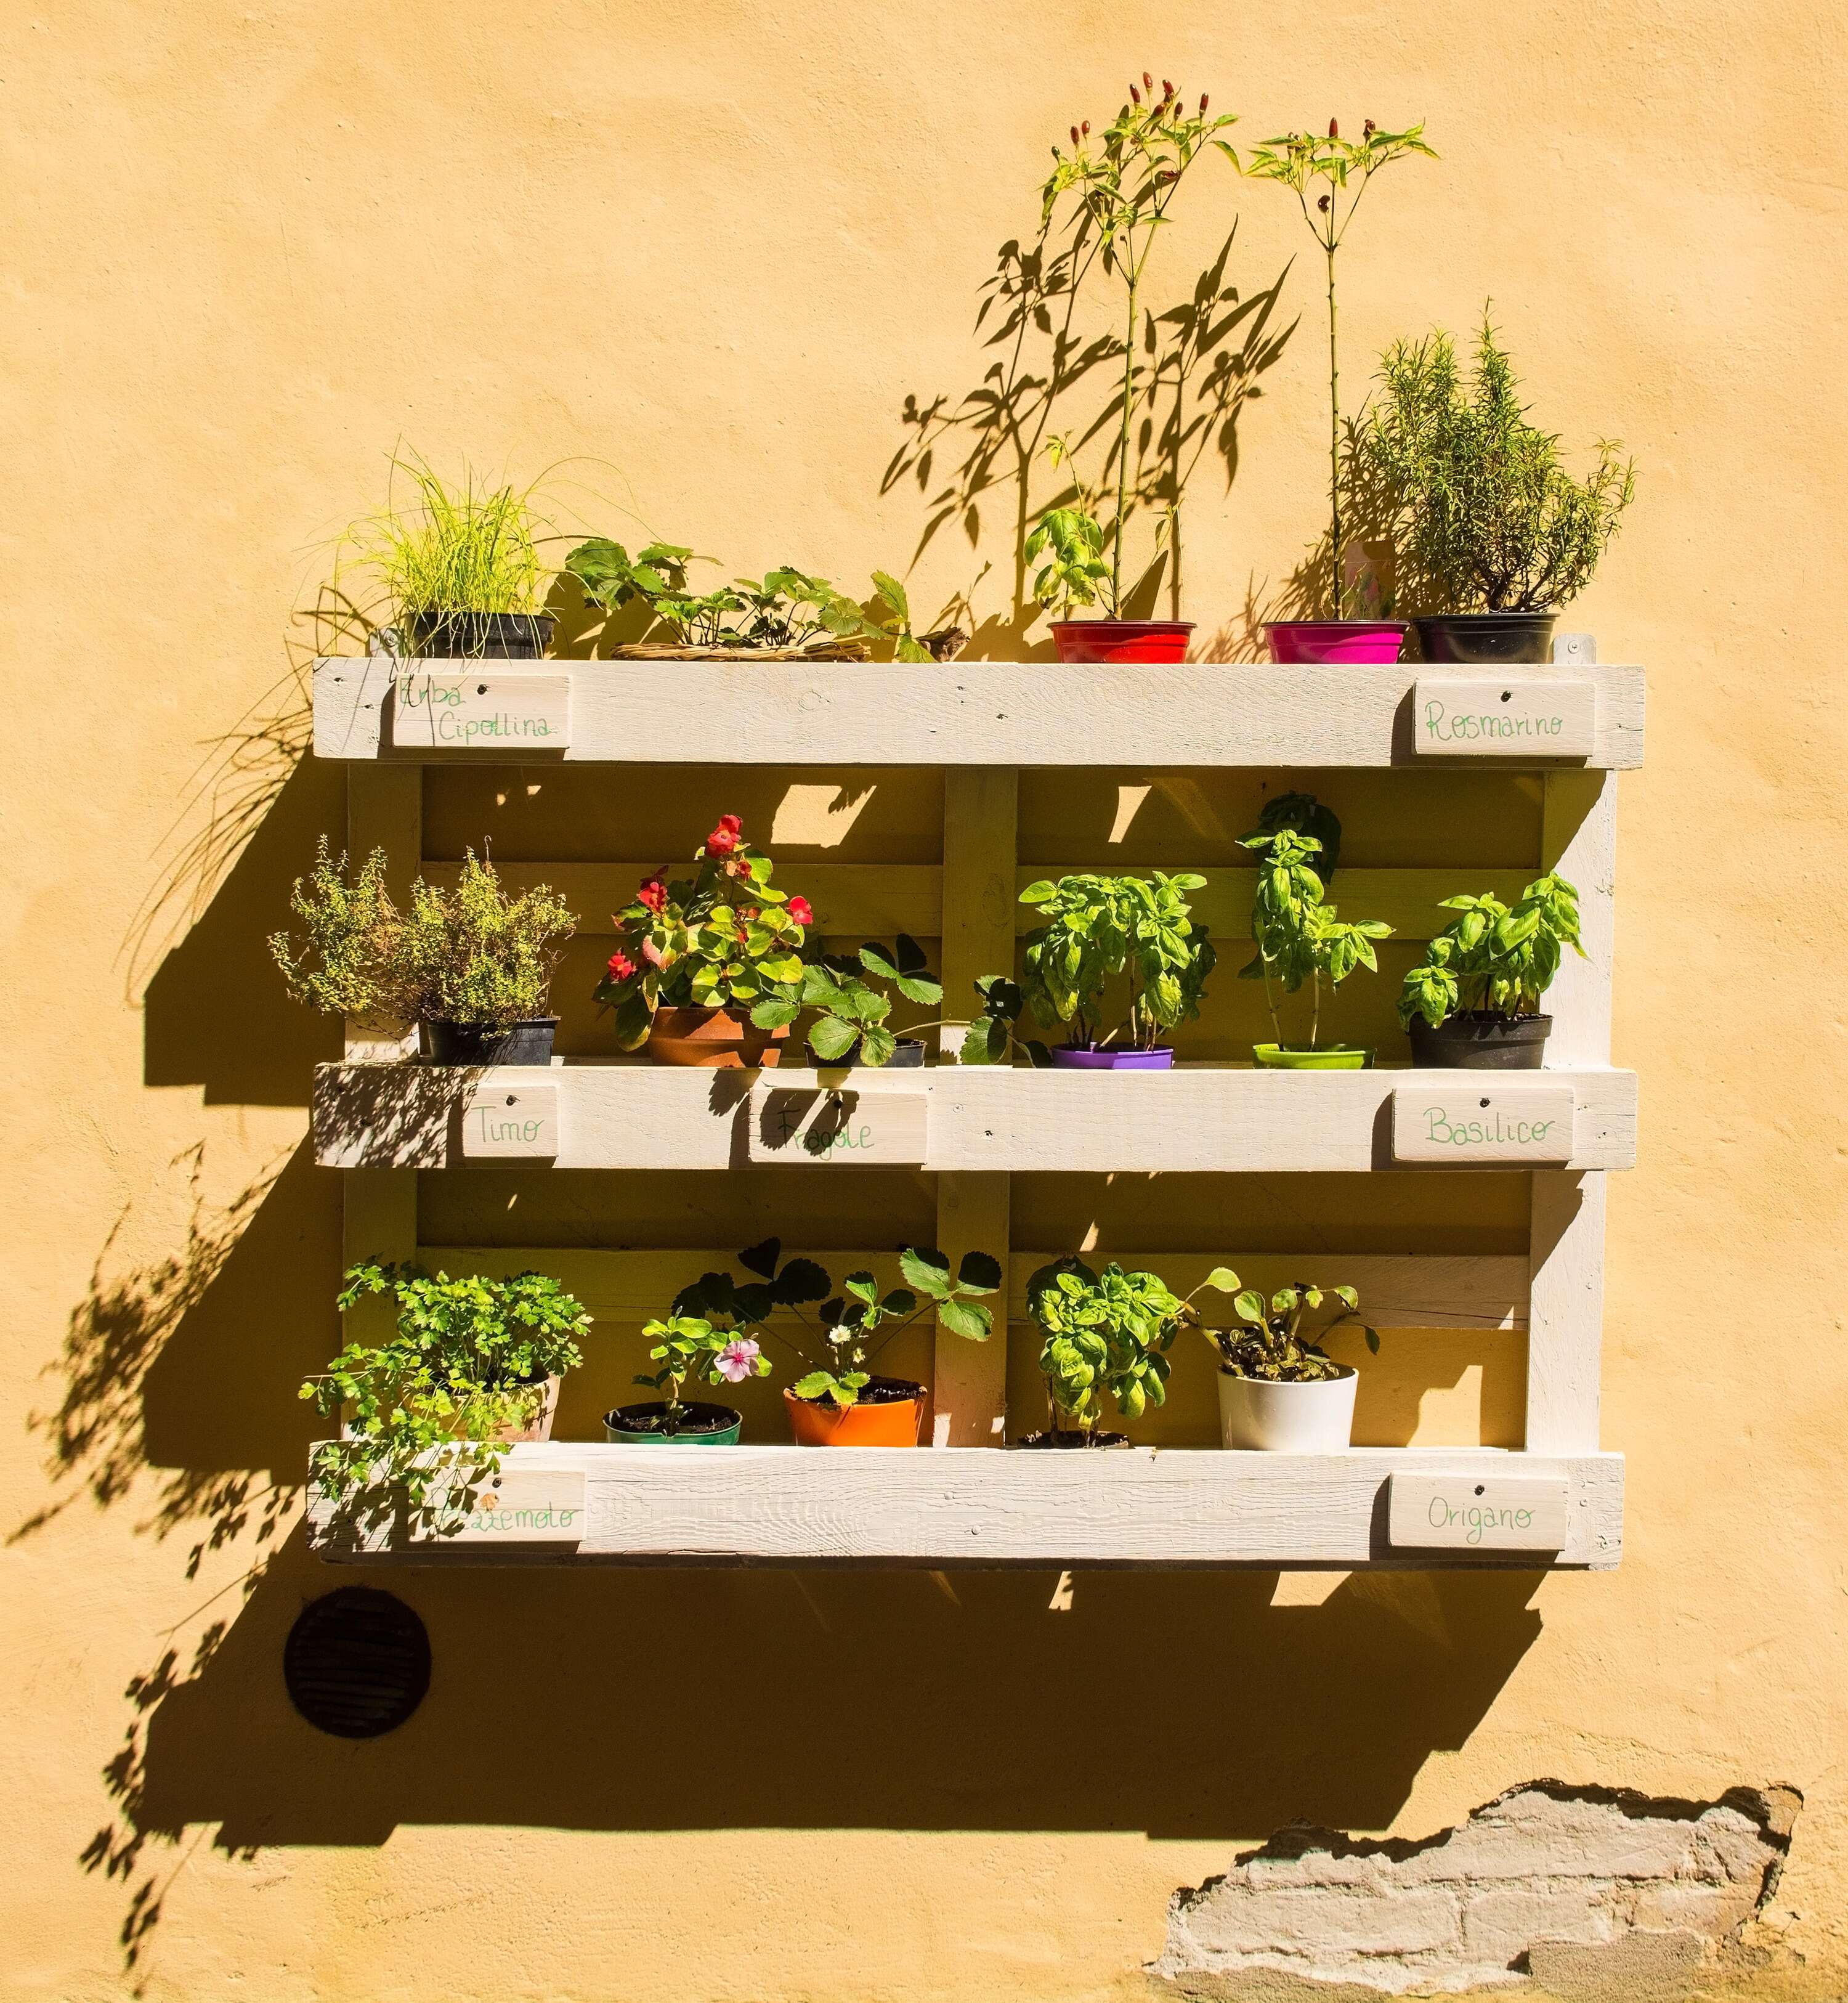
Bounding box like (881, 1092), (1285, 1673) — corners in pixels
(284, 1587), (431, 1739)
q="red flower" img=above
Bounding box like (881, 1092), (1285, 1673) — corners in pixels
(716, 813), (742, 834)
(606, 949), (636, 982)
(786, 895), (814, 927)
(705, 822), (740, 856)
(637, 877), (668, 913)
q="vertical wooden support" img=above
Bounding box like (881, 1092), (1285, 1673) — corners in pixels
(932, 768), (1018, 1447)
(1525, 770), (1616, 1452)
(341, 766), (422, 1349)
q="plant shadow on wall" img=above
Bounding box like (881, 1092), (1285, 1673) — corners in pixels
(13, 1140), (339, 1968)
(885, 225), (1295, 655)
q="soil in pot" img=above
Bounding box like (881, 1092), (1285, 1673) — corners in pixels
(604, 1400), (744, 1445)
(785, 1375), (925, 1446)
(1252, 1043), (1373, 1070)
(1015, 1428), (1132, 1448)
(424, 1017), (558, 1065)
(1264, 620), (1407, 665)
(1217, 1365), (1356, 1452)
(1413, 612), (1557, 665)
(407, 611), (556, 659)
(647, 1006), (790, 1069)
(1408, 1012), (1551, 1070)
(1047, 1044), (1175, 1070)
(1050, 620), (1193, 665)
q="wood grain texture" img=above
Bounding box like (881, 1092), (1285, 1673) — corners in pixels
(313, 1061), (1639, 1172)
(1527, 1169), (1607, 1453)
(304, 1442), (1623, 1569)
(314, 658), (1646, 768)
(1411, 678), (1596, 759)
(387, 670), (571, 750)
(1392, 1084), (1577, 1164)
(1387, 1473), (1570, 1550)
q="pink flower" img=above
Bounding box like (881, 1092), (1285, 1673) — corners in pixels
(713, 1337), (760, 1384)
(637, 876), (668, 914)
(607, 949), (636, 982)
(786, 895), (814, 927)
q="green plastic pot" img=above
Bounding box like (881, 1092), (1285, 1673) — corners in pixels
(603, 1400), (743, 1445)
(1252, 1043), (1374, 1071)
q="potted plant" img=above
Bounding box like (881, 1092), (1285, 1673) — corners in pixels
(1034, 77), (1238, 662)
(339, 452), (554, 659)
(595, 815), (809, 1067)
(1021, 1257), (1185, 1445)
(271, 841), (576, 1064)
(303, 1262), (590, 1526)
(604, 1314), (767, 1445)
(675, 1239), (1002, 1446)
(1180, 1268), (1377, 1451)
(751, 935), (944, 1068)
(1245, 119), (1435, 664)
(1238, 818), (1392, 1068)
(1019, 872), (1215, 1067)
(563, 539), (931, 660)
(1358, 315), (1637, 662)
(1399, 872), (1583, 1068)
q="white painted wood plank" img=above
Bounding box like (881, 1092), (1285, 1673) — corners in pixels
(313, 1062), (1639, 1172)
(1411, 678), (1596, 758)
(387, 670), (571, 750)
(1526, 1170), (1607, 1453)
(306, 1444), (1623, 1569)
(1387, 1473), (1570, 1551)
(1392, 1084), (1576, 1164)
(460, 1083), (560, 1160)
(314, 658), (1645, 768)
(1540, 770), (1617, 1066)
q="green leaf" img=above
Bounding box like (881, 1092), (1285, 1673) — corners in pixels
(808, 1014), (861, 1062)
(938, 1298), (993, 1343)
(899, 1245), (953, 1296)
(1233, 1290), (1266, 1325)
(871, 570), (910, 622)
(858, 1023), (899, 1068)
(956, 1251), (1003, 1293)
(1205, 1266), (1241, 1292)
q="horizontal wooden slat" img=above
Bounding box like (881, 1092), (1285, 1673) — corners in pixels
(314, 658), (1646, 769)
(314, 1061), (1639, 1173)
(411, 861), (1527, 945)
(422, 1247), (1527, 1330)
(305, 1442), (1623, 1569)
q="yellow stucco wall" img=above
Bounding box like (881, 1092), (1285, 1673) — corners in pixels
(6, 2), (1846, 1997)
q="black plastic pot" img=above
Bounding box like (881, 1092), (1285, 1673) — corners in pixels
(423, 1017), (559, 1066)
(408, 612), (555, 659)
(1408, 1012), (1551, 1070)
(834, 1038), (926, 1069)
(1414, 613), (1558, 665)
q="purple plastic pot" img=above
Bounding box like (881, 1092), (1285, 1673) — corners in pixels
(1047, 1046), (1175, 1070)
(1265, 620), (1408, 665)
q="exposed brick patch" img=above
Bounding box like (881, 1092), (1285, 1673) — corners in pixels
(1153, 1781), (1800, 1997)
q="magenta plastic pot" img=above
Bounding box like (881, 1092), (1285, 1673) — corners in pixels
(1047, 1046), (1175, 1070)
(1265, 620), (1408, 665)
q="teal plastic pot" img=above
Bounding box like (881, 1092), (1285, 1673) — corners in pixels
(1252, 1043), (1374, 1070)
(603, 1400), (743, 1444)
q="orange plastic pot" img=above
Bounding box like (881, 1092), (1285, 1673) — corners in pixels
(646, 1005), (790, 1068)
(784, 1377), (925, 1446)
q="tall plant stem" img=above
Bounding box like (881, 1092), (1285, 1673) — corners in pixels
(1325, 240), (1342, 618)
(1112, 273), (1140, 611)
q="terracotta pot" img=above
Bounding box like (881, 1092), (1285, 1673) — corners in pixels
(784, 1376), (925, 1446)
(1050, 620), (1193, 664)
(647, 1005), (790, 1068)
(482, 1374), (559, 1445)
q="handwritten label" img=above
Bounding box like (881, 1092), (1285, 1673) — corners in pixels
(410, 1466), (586, 1544)
(1388, 1474), (1568, 1552)
(1413, 678), (1594, 759)
(745, 1088), (928, 1165)
(461, 1085), (559, 1160)
(1392, 1084), (1574, 1165)
(389, 672), (572, 749)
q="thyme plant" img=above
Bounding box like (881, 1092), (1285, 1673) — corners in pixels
(1399, 873), (1583, 1028)
(1359, 317), (1637, 611)
(269, 840), (407, 1021)
(1245, 118), (1435, 614)
(1040, 76), (1238, 612)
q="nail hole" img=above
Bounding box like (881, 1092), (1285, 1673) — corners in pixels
(1474, 1484), (1485, 1496)
(476, 682), (489, 694)
(505, 1094), (517, 1106)
(1499, 689), (1512, 702)
(1480, 1097), (1490, 1107)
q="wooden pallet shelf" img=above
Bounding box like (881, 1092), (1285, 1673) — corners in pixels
(312, 1060), (1638, 1174)
(304, 1443), (1625, 1570)
(312, 657), (1646, 769)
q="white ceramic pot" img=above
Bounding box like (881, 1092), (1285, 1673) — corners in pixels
(1216, 1366), (1356, 1452)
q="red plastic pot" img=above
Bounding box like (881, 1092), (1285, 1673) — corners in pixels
(1051, 620), (1193, 664)
(1265, 620), (1407, 665)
